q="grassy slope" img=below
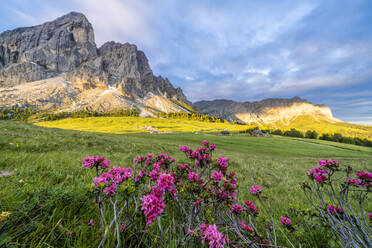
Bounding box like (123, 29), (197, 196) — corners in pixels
(0, 120), (371, 247)
(263, 115), (372, 140)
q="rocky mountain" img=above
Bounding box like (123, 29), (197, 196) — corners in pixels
(194, 97), (340, 125)
(0, 12), (191, 115)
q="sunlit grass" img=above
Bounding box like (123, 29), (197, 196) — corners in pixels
(35, 116), (252, 134)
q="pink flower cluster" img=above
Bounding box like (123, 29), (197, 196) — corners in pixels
(133, 156), (146, 165)
(211, 171), (223, 183)
(200, 224), (227, 248)
(327, 205), (343, 215)
(244, 200), (259, 215)
(239, 221), (253, 232)
(249, 185), (262, 196)
(231, 204), (244, 215)
(157, 173), (175, 191)
(368, 212), (372, 221)
(280, 216), (292, 226)
(318, 159), (339, 168)
(93, 166), (133, 195)
(307, 167), (328, 183)
(140, 187), (166, 225)
(346, 170), (371, 188)
(217, 157), (229, 173)
(83, 156), (110, 169)
(187, 171), (200, 182)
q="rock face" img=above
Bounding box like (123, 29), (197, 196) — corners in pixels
(194, 97), (340, 125)
(0, 12), (190, 114)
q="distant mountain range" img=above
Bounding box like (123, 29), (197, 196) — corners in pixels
(0, 12), (341, 125)
(194, 97), (340, 125)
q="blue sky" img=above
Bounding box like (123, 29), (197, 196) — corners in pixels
(1, 0), (372, 124)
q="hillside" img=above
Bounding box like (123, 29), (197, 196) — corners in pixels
(0, 12), (191, 115)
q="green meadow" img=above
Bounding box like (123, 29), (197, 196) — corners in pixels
(0, 119), (371, 247)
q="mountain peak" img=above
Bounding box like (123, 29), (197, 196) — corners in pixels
(0, 12), (191, 115)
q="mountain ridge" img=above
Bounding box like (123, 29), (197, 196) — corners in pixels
(0, 11), (190, 115)
(194, 97), (340, 125)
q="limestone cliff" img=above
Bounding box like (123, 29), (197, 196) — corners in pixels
(0, 12), (190, 114)
(194, 97), (340, 125)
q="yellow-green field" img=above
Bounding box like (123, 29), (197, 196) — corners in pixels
(266, 115), (372, 140)
(35, 116), (252, 133)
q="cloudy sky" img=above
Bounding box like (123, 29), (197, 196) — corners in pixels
(1, 0), (372, 124)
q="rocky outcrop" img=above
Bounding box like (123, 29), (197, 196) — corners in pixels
(0, 12), (191, 114)
(194, 97), (340, 125)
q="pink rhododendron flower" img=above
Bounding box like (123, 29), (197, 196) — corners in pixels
(187, 171), (199, 182)
(346, 177), (362, 186)
(179, 145), (192, 153)
(231, 204), (244, 214)
(157, 173), (175, 191)
(193, 197), (204, 206)
(356, 171), (372, 180)
(66, 231), (73, 236)
(210, 144), (216, 150)
(327, 205), (343, 215)
(280, 216), (292, 226)
(217, 157), (229, 172)
(200, 224), (227, 248)
(83, 156), (110, 169)
(88, 219), (94, 226)
(211, 171), (223, 183)
(239, 221), (253, 232)
(104, 184), (118, 196)
(249, 185), (262, 196)
(107, 166), (132, 184)
(244, 200), (259, 214)
(368, 213), (372, 221)
(140, 190), (166, 226)
(202, 140), (209, 146)
(307, 167), (328, 182)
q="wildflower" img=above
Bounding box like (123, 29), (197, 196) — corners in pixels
(239, 221), (253, 232)
(217, 157), (229, 172)
(307, 167), (328, 183)
(280, 216), (292, 226)
(88, 219), (94, 226)
(82, 156), (110, 169)
(202, 140), (209, 146)
(231, 204), (244, 214)
(120, 225), (126, 232)
(249, 185), (262, 196)
(244, 200), (259, 215)
(66, 232), (73, 236)
(193, 197), (204, 206)
(107, 166), (132, 184)
(104, 184), (118, 196)
(140, 190), (166, 226)
(200, 224), (227, 248)
(211, 171), (223, 183)
(187, 171), (199, 182)
(157, 173), (175, 191)
(327, 205), (343, 215)
(210, 144), (216, 150)
(179, 145), (192, 154)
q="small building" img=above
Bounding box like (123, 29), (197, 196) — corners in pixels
(221, 130), (230, 136)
